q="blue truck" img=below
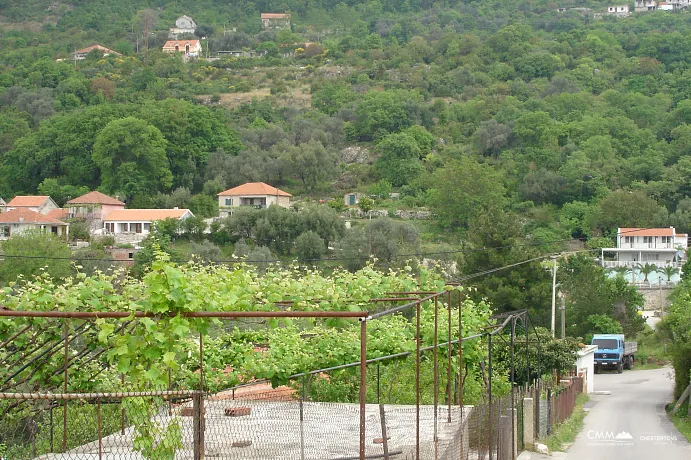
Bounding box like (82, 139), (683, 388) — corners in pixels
(592, 333), (638, 374)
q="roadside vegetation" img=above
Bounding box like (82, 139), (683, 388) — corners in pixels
(634, 326), (670, 370)
(542, 393), (590, 453)
(670, 410), (691, 442)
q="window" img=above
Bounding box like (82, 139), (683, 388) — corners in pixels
(105, 222), (114, 233)
(225, 198), (233, 206)
(133, 223), (143, 234)
(624, 236), (633, 244)
(592, 339), (618, 350)
(143, 223), (151, 232)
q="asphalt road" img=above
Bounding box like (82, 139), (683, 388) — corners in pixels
(565, 366), (691, 460)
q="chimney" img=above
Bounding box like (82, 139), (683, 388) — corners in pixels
(19, 216), (23, 223)
(174, 206), (179, 210)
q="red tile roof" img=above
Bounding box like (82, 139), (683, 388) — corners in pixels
(0, 208), (67, 225)
(46, 208), (70, 220)
(7, 196), (52, 207)
(104, 209), (192, 222)
(74, 45), (121, 56)
(218, 182), (292, 197)
(261, 13), (291, 19)
(619, 228), (674, 237)
(66, 191), (125, 206)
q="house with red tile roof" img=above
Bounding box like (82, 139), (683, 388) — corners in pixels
(217, 182), (291, 217)
(600, 227), (688, 272)
(0, 208), (68, 240)
(73, 45), (121, 60)
(261, 13), (291, 30)
(6, 196), (59, 215)
(65, 191), (125, 221)
(103, 208), (194, 244)
(162, 40), (202, 56)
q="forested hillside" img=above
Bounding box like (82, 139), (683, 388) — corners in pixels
(0, 0), (687, 330)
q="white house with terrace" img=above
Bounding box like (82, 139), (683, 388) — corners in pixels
(103, 208), (193, 244)
(600, 227), (688, 269)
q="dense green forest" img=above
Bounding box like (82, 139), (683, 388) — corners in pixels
(0, 0), (687, 333)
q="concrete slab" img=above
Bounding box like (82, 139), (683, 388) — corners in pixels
(41, 401), (472, 460)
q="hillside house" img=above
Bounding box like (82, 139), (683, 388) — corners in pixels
(600, 227), (688, 269)
(0, 208), (68, 240)
(605, 5), (631, 15)
(162, 40), (202, 56)
(6, 196), (59, 215)
(344, 193), (360, 206)
(103, 208), (194, 244)
(169, 15), (197, 38)
(217, 182), (291, 217)
(72, 45), (121, 60)
(65, 191), (125, 221)
(261, 13), (291, 30)
(635, 0), (658, 10)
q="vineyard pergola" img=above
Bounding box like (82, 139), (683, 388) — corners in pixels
(0, 260), (550, 460)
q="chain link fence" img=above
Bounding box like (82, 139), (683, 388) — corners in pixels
(0, 297), (584, 460)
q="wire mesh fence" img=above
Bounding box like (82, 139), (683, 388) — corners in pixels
(0, 392), (201, 460)
(0, 293), (585, 460)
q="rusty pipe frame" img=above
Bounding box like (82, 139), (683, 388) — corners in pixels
(0, 310), (369, 318)
(0, 324), (31, 350)
(0, 390), (201, 400)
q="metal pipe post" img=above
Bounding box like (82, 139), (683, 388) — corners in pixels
(98, 400), (103, 460)
(360, 319), (368, 460)
(447, 290), (452, 423)
(510, 318), (516, 460)
(433, 296), (439, 460)
(380, 404), (390, 460)
(488, 333), (493, 460)
(416, 301), (421, 460)
(62, 320), (68, 453)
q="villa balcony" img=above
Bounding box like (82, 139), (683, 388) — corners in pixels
(601, 260), (684, 269)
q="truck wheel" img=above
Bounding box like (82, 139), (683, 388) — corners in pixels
(595, 365), (600, 374)
(617, 362), (623, 374)
(624, 357), (630, 370)
(630, 356), (634, 370)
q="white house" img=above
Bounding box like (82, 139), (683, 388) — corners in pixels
(6, 196), (59, 215)
(162, 40), (202, 56)
(605, 5), (631, 15)
(169, 15), (197, 38)
(103, 208), (193, 244)
(260, 13), (291, 30)
(635, 0), (658, 11)
(0, 208), (69, 240)
(217, 182), (291, 218)
(600, 227), (688, 268)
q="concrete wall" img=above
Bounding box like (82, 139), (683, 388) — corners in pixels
(576, 345), (597, 394)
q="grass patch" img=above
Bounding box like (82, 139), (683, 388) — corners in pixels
(634, 327), (670, 369)
(542, 393), (589, 453)
(669, 404), (691, 442)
